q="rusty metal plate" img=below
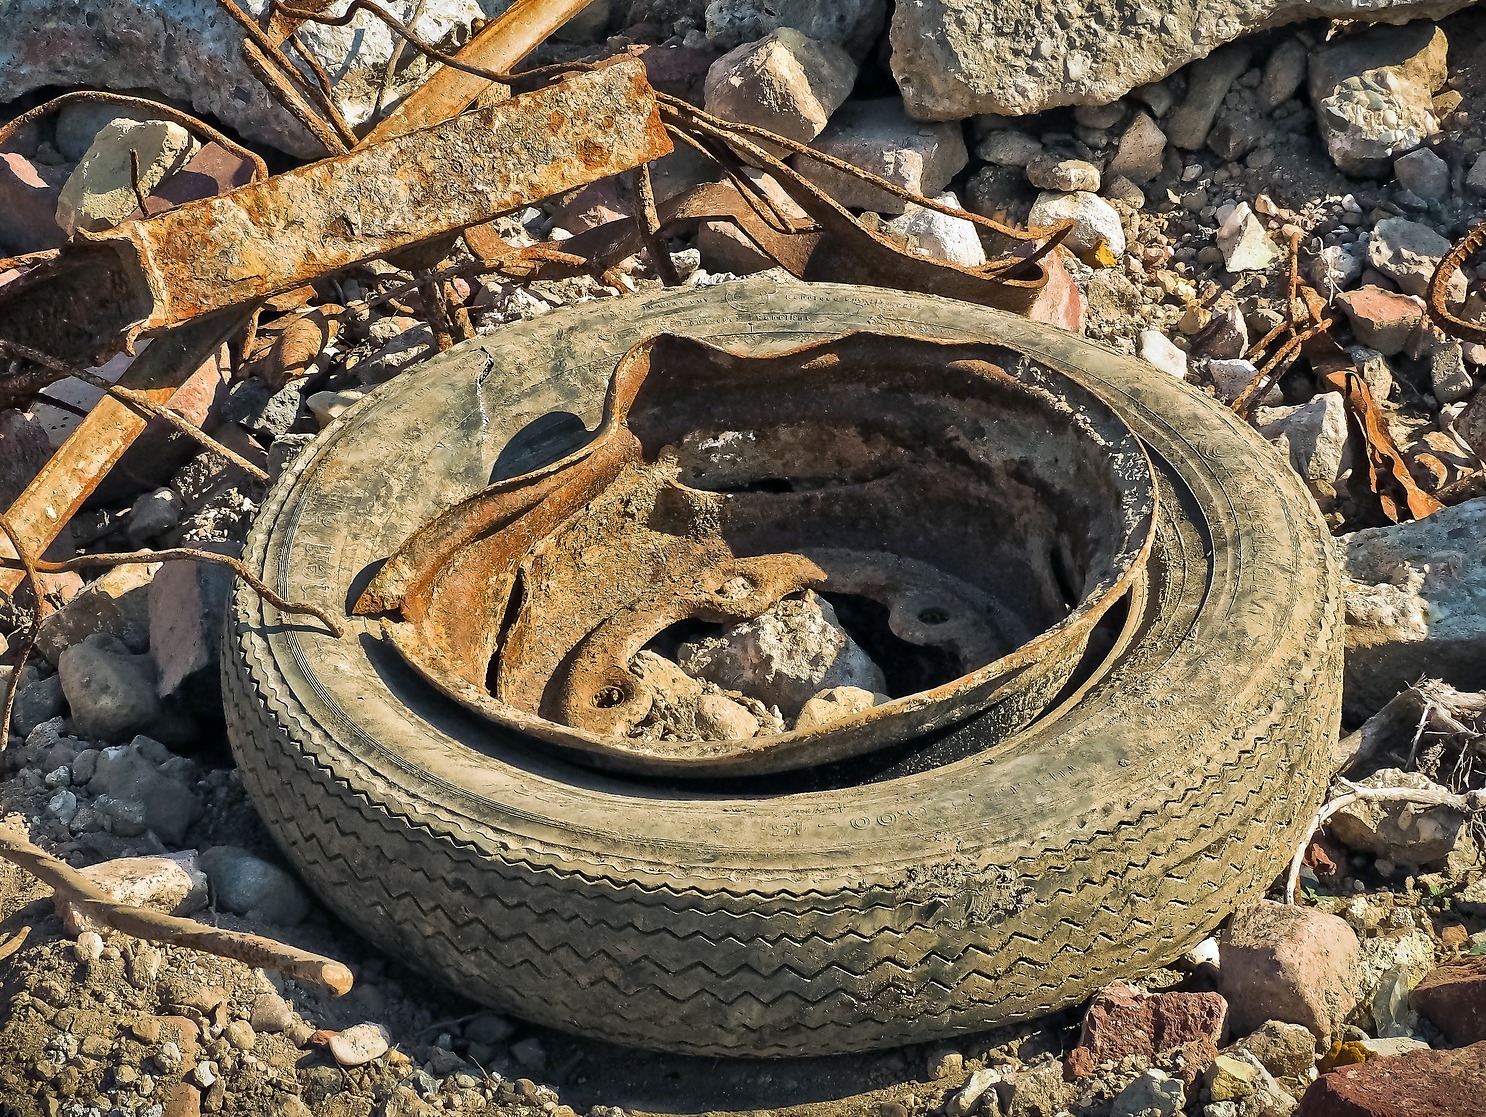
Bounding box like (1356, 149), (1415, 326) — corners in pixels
(0, 61), (671, 363)
(354, 331), (1156, 776)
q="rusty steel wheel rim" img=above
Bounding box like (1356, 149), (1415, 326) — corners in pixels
(352, 331), (1157, 776)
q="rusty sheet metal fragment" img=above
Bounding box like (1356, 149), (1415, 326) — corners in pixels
(0, 61), (670, 363)
(356, 332), (1156, 777)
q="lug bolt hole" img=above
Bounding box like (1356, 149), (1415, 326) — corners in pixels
(593, 686), (627, 709)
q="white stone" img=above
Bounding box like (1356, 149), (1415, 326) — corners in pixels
(329, 1023), (391, 1067)
(886, 191), (987, 268)
(1309, 237), (1368, 294)
(73, 930), (104, 963)
(1028, 190), (1125, 258)
(1257, 392), (1355, 495)
(1216, 202), (1279, 272)
(946, 1067), (1001, 1117)
(1139, 331), (1188, 379)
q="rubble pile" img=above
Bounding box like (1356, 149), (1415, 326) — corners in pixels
(0, 0), (1484, 1113)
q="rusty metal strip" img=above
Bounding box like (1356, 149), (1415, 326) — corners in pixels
(0, 62), (671, 364)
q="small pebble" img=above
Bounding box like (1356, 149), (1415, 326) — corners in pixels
(73, 931), (104, 964)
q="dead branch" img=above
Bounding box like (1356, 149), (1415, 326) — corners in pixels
(0, 830), (353, 994)
(1286, 780), (1486, 902)
(0, 340), (269, 484)
(7, 549), (345, 638)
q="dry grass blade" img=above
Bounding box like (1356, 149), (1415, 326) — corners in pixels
(0, 512), (42, 750)
(0, 830), (353, 994)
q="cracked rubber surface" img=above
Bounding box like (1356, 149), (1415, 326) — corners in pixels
(222, 281), (1343, 1057)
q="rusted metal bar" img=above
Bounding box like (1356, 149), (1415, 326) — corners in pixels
(0, 0), (602, 592)
(0, 62), (670, 364)
(360, 0), (597, 144)
(0, 315), (243, 597)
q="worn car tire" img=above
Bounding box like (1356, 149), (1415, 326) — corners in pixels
(223, 280), (1343, 1057)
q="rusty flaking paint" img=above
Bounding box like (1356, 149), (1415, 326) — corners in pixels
(353, 332), (1157, 777)
(0, 62), (670, 363)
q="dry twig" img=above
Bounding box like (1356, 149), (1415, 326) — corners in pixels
(0, 830), (353, 994)
(1286, 780), (1486, 902)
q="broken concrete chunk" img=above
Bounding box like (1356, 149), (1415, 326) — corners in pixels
(54, 118), (196, 236)
(0, 0), (501, 158)
(1329, 768), (1466, 865)
(1308, 23), (1448, 178)
(1310, 238), (1369, 296)
(1257, 392), (1354, 505)
(56, 851), (208, 935)
(677, 591), (886, 719)
(1341, 497), (1486, 718)
(794, 98), (967, 214)
(1111, 1068), (1184, 1117)
(794, 685), (881, 732)
(704, 29), (856, 156)
(1205, 358), (1279, 407)
(886, 0), (1468, 121)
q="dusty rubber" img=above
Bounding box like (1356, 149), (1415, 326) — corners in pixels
(222, 280), (1343, 1057)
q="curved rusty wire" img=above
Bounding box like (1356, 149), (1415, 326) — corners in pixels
(1427, 217), (1486, 344)
(0, 91), (268, 182)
